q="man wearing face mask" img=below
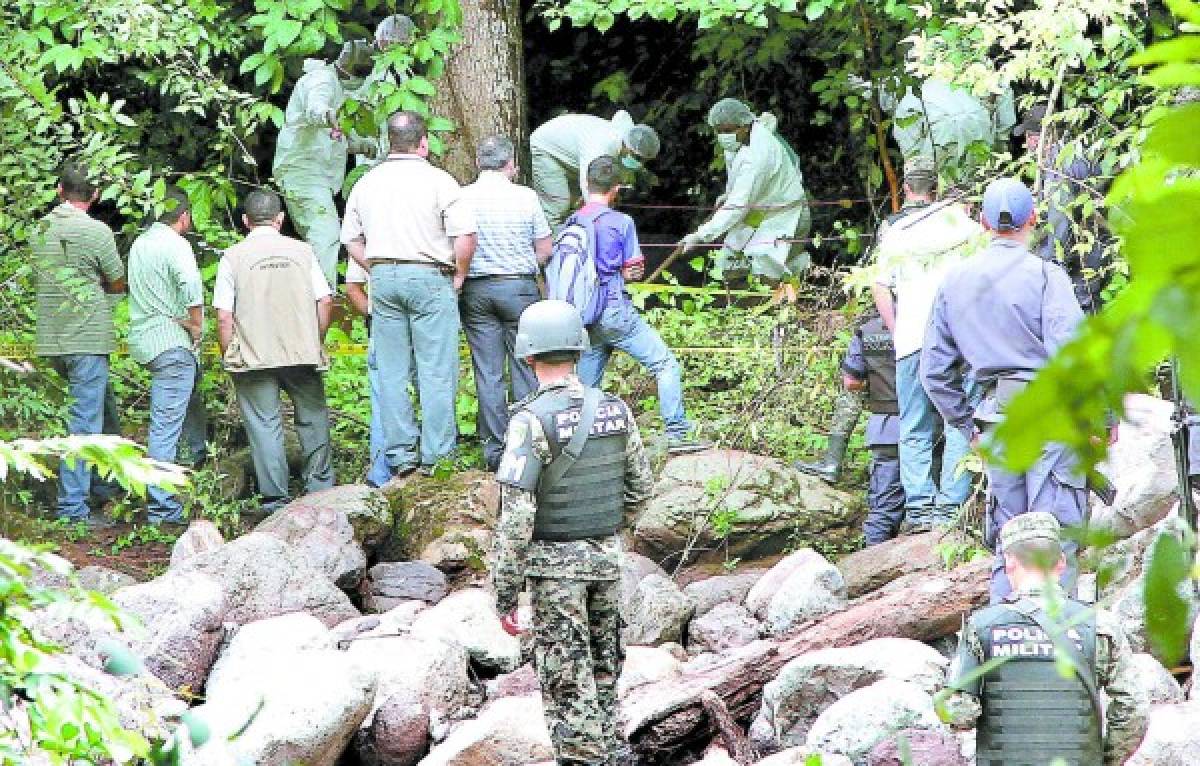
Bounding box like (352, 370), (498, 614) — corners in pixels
(677, 98), (811, 282)
(273, 38), (379, 286)
(349, 14), (418, 167)
(530, 111), (661, 233)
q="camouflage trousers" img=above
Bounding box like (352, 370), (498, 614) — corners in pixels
(830, 389), (864, 437)
(529, 576), (624, 766)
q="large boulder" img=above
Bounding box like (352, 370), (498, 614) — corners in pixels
(633, 450), (862, 568)
(618, 646), (684, 697)
(1099, 516), (1199, 658)
(836, 532), (940, 598)
(746, 549), (846, 636)
(363, 561), (449, 612)
(1126, 700), (1200, 764)
(77, 565), (137, 594)
(183, 648), (377, 766)
(1092, 394), (1178, 538)
(409, 588), (520, 674)
(305, 483), (395, 549)
(110, 570), (228, 693)
(866, 728), (967, 766)
(206, 612), (334, 696)
(180, 532), (359, 627)
(256, 492), (369, 589)
(379, 471), (498, 586)
(624, 574), (694, 646)
(754, 748), (853, 766)
(688, 602), (761, 654)
(805, 679), (944, 764)
(751, 638), (948, 750)
(170, 520), (224, 568)
(41, 653), (186, 742)
(1129, 652), (1185, 704)
(417, 696), (554, 766)
(358, 699), (429, 766)
(683, 571), (765, 618)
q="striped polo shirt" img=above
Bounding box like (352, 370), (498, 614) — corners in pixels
(33, 202), (124, 357)
(462, 171), (552, 277)
(127, 222), (204, 364)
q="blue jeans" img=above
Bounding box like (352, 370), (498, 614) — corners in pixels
(371, 264), (461, 470)
(52, 354), (121, 520)
(896, 353), (973, 522)
(145, 348), (206, 522)
(578, 302), (691, 439)
(365, 343), (392, 487)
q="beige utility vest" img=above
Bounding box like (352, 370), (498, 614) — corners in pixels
(221, 233), (328, 373)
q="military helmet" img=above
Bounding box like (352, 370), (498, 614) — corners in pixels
(514, 300), (590, 358)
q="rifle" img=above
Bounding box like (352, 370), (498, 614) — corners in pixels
(1168, 357), (1198, 530)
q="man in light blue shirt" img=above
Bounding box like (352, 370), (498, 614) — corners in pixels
(460, 135), (553, 470)
(127, 186), (207, 523)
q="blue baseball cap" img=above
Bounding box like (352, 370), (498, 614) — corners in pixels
(981, 177), (1035, 231)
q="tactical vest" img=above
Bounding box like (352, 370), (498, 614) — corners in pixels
(860, 316), (899, 415)
(522, 387), (628, 542)
(973, 598), (1102, 766)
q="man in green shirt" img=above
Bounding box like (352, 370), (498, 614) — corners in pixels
(127, 186), (207, 523)
(33, 161), (126, 526)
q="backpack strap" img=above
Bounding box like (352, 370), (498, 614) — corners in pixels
(541, 387), (602, 490)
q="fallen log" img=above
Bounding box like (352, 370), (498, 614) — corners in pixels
(620, 558), (990, 761)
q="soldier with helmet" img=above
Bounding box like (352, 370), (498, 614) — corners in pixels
(491, 299), (654, 765)
(940, 512), (1147, 765)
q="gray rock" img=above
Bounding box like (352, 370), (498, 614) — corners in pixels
(1092, 395), (1178, 538)
(256, 493), (369, 589)
(180, 532), (359, 627)
(835, 532), (940, 598)
(754, 748), (854, 766)
(170, 520), (224, 568)
(1126, 700), (1200, 765)
(618, 646), (683, 697)
(344, 629), (472, 719)
(77, 565), (137, 594)
(182, 648), (377, 766)
(867, 728), (967, 766)
(683, 571), (764, 617)
(40, 653), (186, 742)
(111, 570), (228, 692)
(357, 698), (428, 766)
(418, 696), (554, 766)
(633, 450), (863, 568)
(805, 679), (944, 764)
(620, 552), (670, 607)
(486, 664), (541, 700)
(751, 638), (948, 750)
(409, 588), (521, 673)
(306, 484), (395, 549)
(1129, 652), (1185, 704)
(688, 602), (761, 654)
(363, 561), (448, 612)
(751, 549), (846, 636)
(623, 573), (694, 646)
(206, 612), (333, 696)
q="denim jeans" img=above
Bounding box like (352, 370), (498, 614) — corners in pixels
(233, 366), (333, 509)
(51, 354), (121, 520)
(461, 276), (540, 469)
(145, 348), (207, 522)
(896, 353), (974, 522)
(578, 302), (691, 439)
(371, 263), (461, 470)
(365, 343), (392, 487)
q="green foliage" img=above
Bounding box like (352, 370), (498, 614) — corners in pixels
(1143, 529), (1195, 666)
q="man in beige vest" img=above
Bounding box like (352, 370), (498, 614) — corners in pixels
(214, 189), (335, 511)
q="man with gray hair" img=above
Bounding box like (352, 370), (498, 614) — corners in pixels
(342, 111), (477, 477)
(214, 189), (335, 511)
(460, 135), (553, 470)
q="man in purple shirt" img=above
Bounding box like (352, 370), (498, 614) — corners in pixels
(920, 177), (1102, 603)
(576, 156), (708, 454)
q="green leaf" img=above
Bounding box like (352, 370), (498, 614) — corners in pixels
(805, 1), (827, 21)
(1144, 531), (1193, 666)
(406, 76), (437, 97)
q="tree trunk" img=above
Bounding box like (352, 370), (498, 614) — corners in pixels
(431, 0), (526, 184)
(620, 559), (991, 761)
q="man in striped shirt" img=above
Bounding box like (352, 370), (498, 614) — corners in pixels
(461, 135), (553, 470)
(33, 161), (126, 527)
(127, 186), (207, 523)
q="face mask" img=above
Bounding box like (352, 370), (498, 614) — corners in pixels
(621, 154), (643, 171)
(716, 133), (742, 153)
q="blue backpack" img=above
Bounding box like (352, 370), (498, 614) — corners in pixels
(545, 208), (607, 327)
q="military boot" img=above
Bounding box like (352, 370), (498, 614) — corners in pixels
(793, 433), (849, 484)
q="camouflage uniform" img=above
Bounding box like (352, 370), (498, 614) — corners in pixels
(492, 374), (655, 765)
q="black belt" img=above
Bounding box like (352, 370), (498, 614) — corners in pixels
(466, 274), (537, 281)
(370, 259), (453, 274)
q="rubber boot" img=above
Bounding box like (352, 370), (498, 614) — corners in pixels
(793, 433), (849, 484)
